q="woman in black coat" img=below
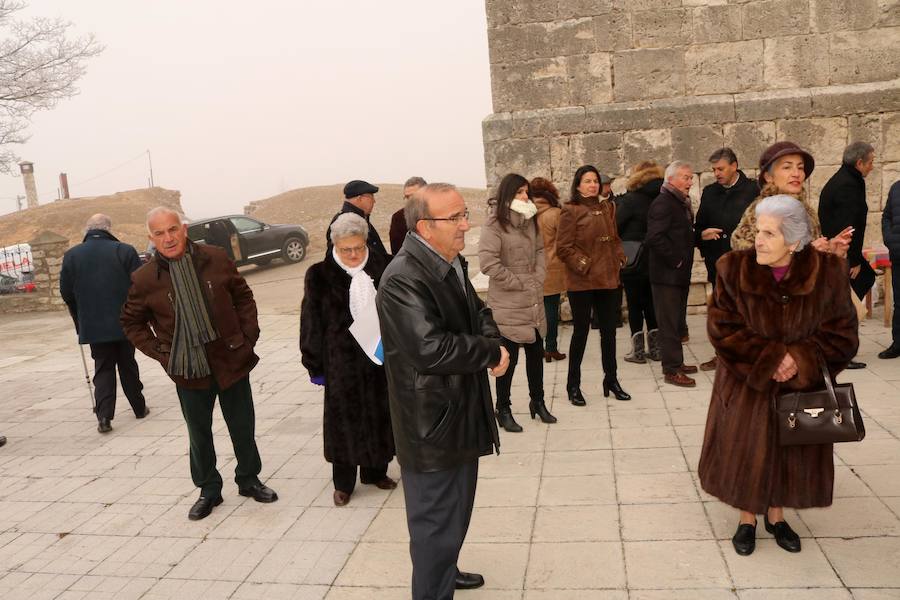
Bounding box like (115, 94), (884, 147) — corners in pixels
(615, 161), (664, 363)
(300, 213), (396, 506)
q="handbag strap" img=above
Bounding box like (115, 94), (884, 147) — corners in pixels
(817, 353), (839, 411)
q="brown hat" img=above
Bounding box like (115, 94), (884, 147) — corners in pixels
(758, 141), (815, 186)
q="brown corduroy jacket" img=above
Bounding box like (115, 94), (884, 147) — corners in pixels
(556, 196), (626, 291)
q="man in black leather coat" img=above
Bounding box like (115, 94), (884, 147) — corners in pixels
(376, 183), (509, 599)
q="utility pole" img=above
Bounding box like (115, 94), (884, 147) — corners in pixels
(147, 149), (155, 187)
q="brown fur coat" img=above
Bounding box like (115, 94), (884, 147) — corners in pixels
(730, 185), (821, 251)
(698, 247), (858, 513)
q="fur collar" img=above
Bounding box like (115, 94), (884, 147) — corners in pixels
(738, 246), (820, 297)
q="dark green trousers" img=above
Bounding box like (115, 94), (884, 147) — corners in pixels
(176, 376), (262, 496)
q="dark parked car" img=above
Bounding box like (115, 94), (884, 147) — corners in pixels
(184, 215), (309, 267)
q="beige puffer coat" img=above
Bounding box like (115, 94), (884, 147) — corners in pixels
(478, 209), (547, 344)
(534, 197), (566, 295)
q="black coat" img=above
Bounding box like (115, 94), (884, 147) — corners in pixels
(694, 171), (759, 282)
(645, 186), (695, 287)
(615, 178), (662, 279)
(299, 250), (395, 467)
(59, 230), (141, 344)
(326, 202), (390, 261)
(376, 235), (502, 472)
(819, 164), (868, 268)
(883, 180), (900, 256)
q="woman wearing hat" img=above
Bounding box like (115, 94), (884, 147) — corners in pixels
(731, 141), (852, 254)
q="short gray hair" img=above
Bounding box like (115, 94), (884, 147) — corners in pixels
(843, 141), (874, 167)
(330, 213), (369, 244)
(665, 160), (692, 181)
(85, 213), (111, 232)
(403, 176), (427, 189)
(146, 206), (184, 233)
(755, 194), (813, 250)
(404, 182), (457, 231)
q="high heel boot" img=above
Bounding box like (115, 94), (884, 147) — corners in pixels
(602, 376), (631, 401)
(566, 386), (586, 406)
(529, 395), (557, 424)
(495, 403), (523, 433)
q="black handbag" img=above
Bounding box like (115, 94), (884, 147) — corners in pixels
(774, 354), (865, 446)
(621, 240), (644, 274)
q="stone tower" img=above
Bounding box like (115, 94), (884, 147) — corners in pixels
(18, 161), (38, 208)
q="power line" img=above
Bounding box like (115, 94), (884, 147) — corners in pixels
(71, 151), (150, 186)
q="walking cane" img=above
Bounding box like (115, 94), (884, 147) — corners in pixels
(78, 343), (96, 413)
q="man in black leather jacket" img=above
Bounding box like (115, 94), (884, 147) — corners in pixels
(376, 183), (509, 599)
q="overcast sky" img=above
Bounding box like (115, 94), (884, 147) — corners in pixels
(0, 1), (493, 218)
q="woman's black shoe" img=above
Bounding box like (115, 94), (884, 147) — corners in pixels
(732, 521), (756, 556)
(765, 515), (801, 552)
(529, 399), (557, 424)
(602, 377), (631, 401)
(496, 408), (523, 432)
(567, 387), (586, 406)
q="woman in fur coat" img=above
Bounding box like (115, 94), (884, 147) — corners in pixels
(300, 213), (396, 507)
(699, 195), (858, 557)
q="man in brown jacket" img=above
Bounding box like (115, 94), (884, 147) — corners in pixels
(121, 207), (277, 520)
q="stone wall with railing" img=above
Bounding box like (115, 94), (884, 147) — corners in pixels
(0, 231), (68, 314)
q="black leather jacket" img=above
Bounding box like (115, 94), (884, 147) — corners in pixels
(376, 234), (502, 472)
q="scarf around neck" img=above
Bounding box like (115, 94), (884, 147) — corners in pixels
(332, 246), (377, 322)
(167, 248), (218, 379)
(510, 199), (537, 219)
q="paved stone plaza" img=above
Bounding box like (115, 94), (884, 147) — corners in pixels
(1, 309), (899, 599)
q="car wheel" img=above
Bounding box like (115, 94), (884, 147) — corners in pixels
(282, 237), (307, 263)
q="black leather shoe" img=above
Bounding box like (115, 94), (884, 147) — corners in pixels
(455, 570), (484, 589)
(188, 493), (223, 520)
(529, 399), (557, 424)
(879, 344), (900, 359)
(765, 516), (801, 552)
(97, 418), (112, 434)
(732, 521), (756, 556)
(239, 483), (278, 503)
(496, 408), (523, 433)
(136, 406), (150, 418)
(846, 360), (866, 369)
(603, 377), (631, 401)
(567, 387), (587, 406)
(0, 435), (6, 448)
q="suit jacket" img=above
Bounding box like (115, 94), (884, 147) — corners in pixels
(645, 186), (695, 287)
(819, 163), (868, 268)
(389, 208), (407, 255)
(694, 171), (759, 281)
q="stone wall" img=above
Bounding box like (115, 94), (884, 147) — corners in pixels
(0, 231), (68, 314)
(482, 0), (900, 310)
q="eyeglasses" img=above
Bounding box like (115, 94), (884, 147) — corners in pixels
(420, 210), (470, 224)
(336, 245), (366, 255)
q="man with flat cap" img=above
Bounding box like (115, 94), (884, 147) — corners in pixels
(326, 179), (389, 260)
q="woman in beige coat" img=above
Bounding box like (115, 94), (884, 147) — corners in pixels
(479, 173), (556, 432)
(531, 177), (567, 363)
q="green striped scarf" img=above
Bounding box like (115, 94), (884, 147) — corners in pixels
(167, 250), (218, 379)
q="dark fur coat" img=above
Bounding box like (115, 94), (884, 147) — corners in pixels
(698, 247), (858, 514)
(300, 251), (395, 467)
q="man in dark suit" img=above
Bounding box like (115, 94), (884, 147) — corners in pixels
(881, 180), (900, 359)
(376, 183), (510, 599)
(646, 161), (698, 388)
(326, 179), (390, 260)
(60, 214), (149, 434)
(819, 141), (876, 369)
(389, 176), (427, 254)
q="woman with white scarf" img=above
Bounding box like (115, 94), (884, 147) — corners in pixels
(479, 173), (556, 432)
(300, 213), (396, 506)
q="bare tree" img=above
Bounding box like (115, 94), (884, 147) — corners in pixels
(0, 0), (102, 173)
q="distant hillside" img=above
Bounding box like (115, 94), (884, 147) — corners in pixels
(246, 183), (490, 255)
(0, 188), (183, 250)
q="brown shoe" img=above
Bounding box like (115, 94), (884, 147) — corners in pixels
(547, 351), (566, 361)
(700, 357), (717, 371)
(373, 477), (398, 490)
(665, 372), (696, 387)
(333, 490), (350, 506)
(681, 334), (690, 343)
(679, 364), (698, 374)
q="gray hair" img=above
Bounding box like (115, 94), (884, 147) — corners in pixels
(146, 206), (184, 233)
(403, 176), (427, 189)
(404, 182), (457, 231)
(85, 213), (111, 232)
(755, 194), (813, 250)
(708, 147), (738, 165)
(329, 213), (369, 244)
(665, 160), (692, 181)
(843, 141), (875, 167)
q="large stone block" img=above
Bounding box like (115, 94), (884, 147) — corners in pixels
(483, 113), (513, 143)
(593, 11), (633, 51)
(692, 5), (743, 44)
(623, 129), (673, 169)
(810, 0), (879, 32)
(807, 166), (835, 211)
(829, 27), (900, 85)
(848, 114), (884, 157)
(484, 0), (558, 27)
(550, 136), (573, 183)
(557, 0), (614, 19)
(864, 164), (884, 212)
(741, 0), (811, 39)
(568, 53), (613, 105)
(883, 113), (900, 162)
(776, 117), (849, 165)
(883, 162), (900, 206)
(484, 138), (551, 188)
(510, 106), (586, 138)
(685, 40), (764, 95)
(763, 35), (830, 89)
(581, 94), (735, 134)
(810, 80), (900, 117)
(734, 89), (814, 122)
(490, 58), (568, 112)
(612, 48), (685, 101)
(877, 0), (900, 27)
(632, 9), (692, 48)
(723, 121), (776, 167)
(577, 132), (623, 174)
(625, 0), (682, 10)
(490, 18), (598, 63)
(672, 125), (725, 168)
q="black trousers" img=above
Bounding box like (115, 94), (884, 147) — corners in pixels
(622, 275), (657, 335)
(652, 283), (689, 374)
(89, 340), (146, 421)
(543, 294), (561, 353)
(175, 376), (262, 496)
(402, 460), (478, 600)
(567, 288), (621, 387)
(892, 250), (900, 344)
(332, 463), (388, 494)
(495, 332), (544, 409)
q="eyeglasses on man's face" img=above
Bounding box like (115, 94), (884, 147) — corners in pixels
(420, 209), (470, 224)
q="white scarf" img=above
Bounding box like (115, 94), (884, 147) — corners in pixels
(510, 199), (537, 219)
(332, 246), (376, 321)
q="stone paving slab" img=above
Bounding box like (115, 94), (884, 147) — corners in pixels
(0, 309), (899, 598)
